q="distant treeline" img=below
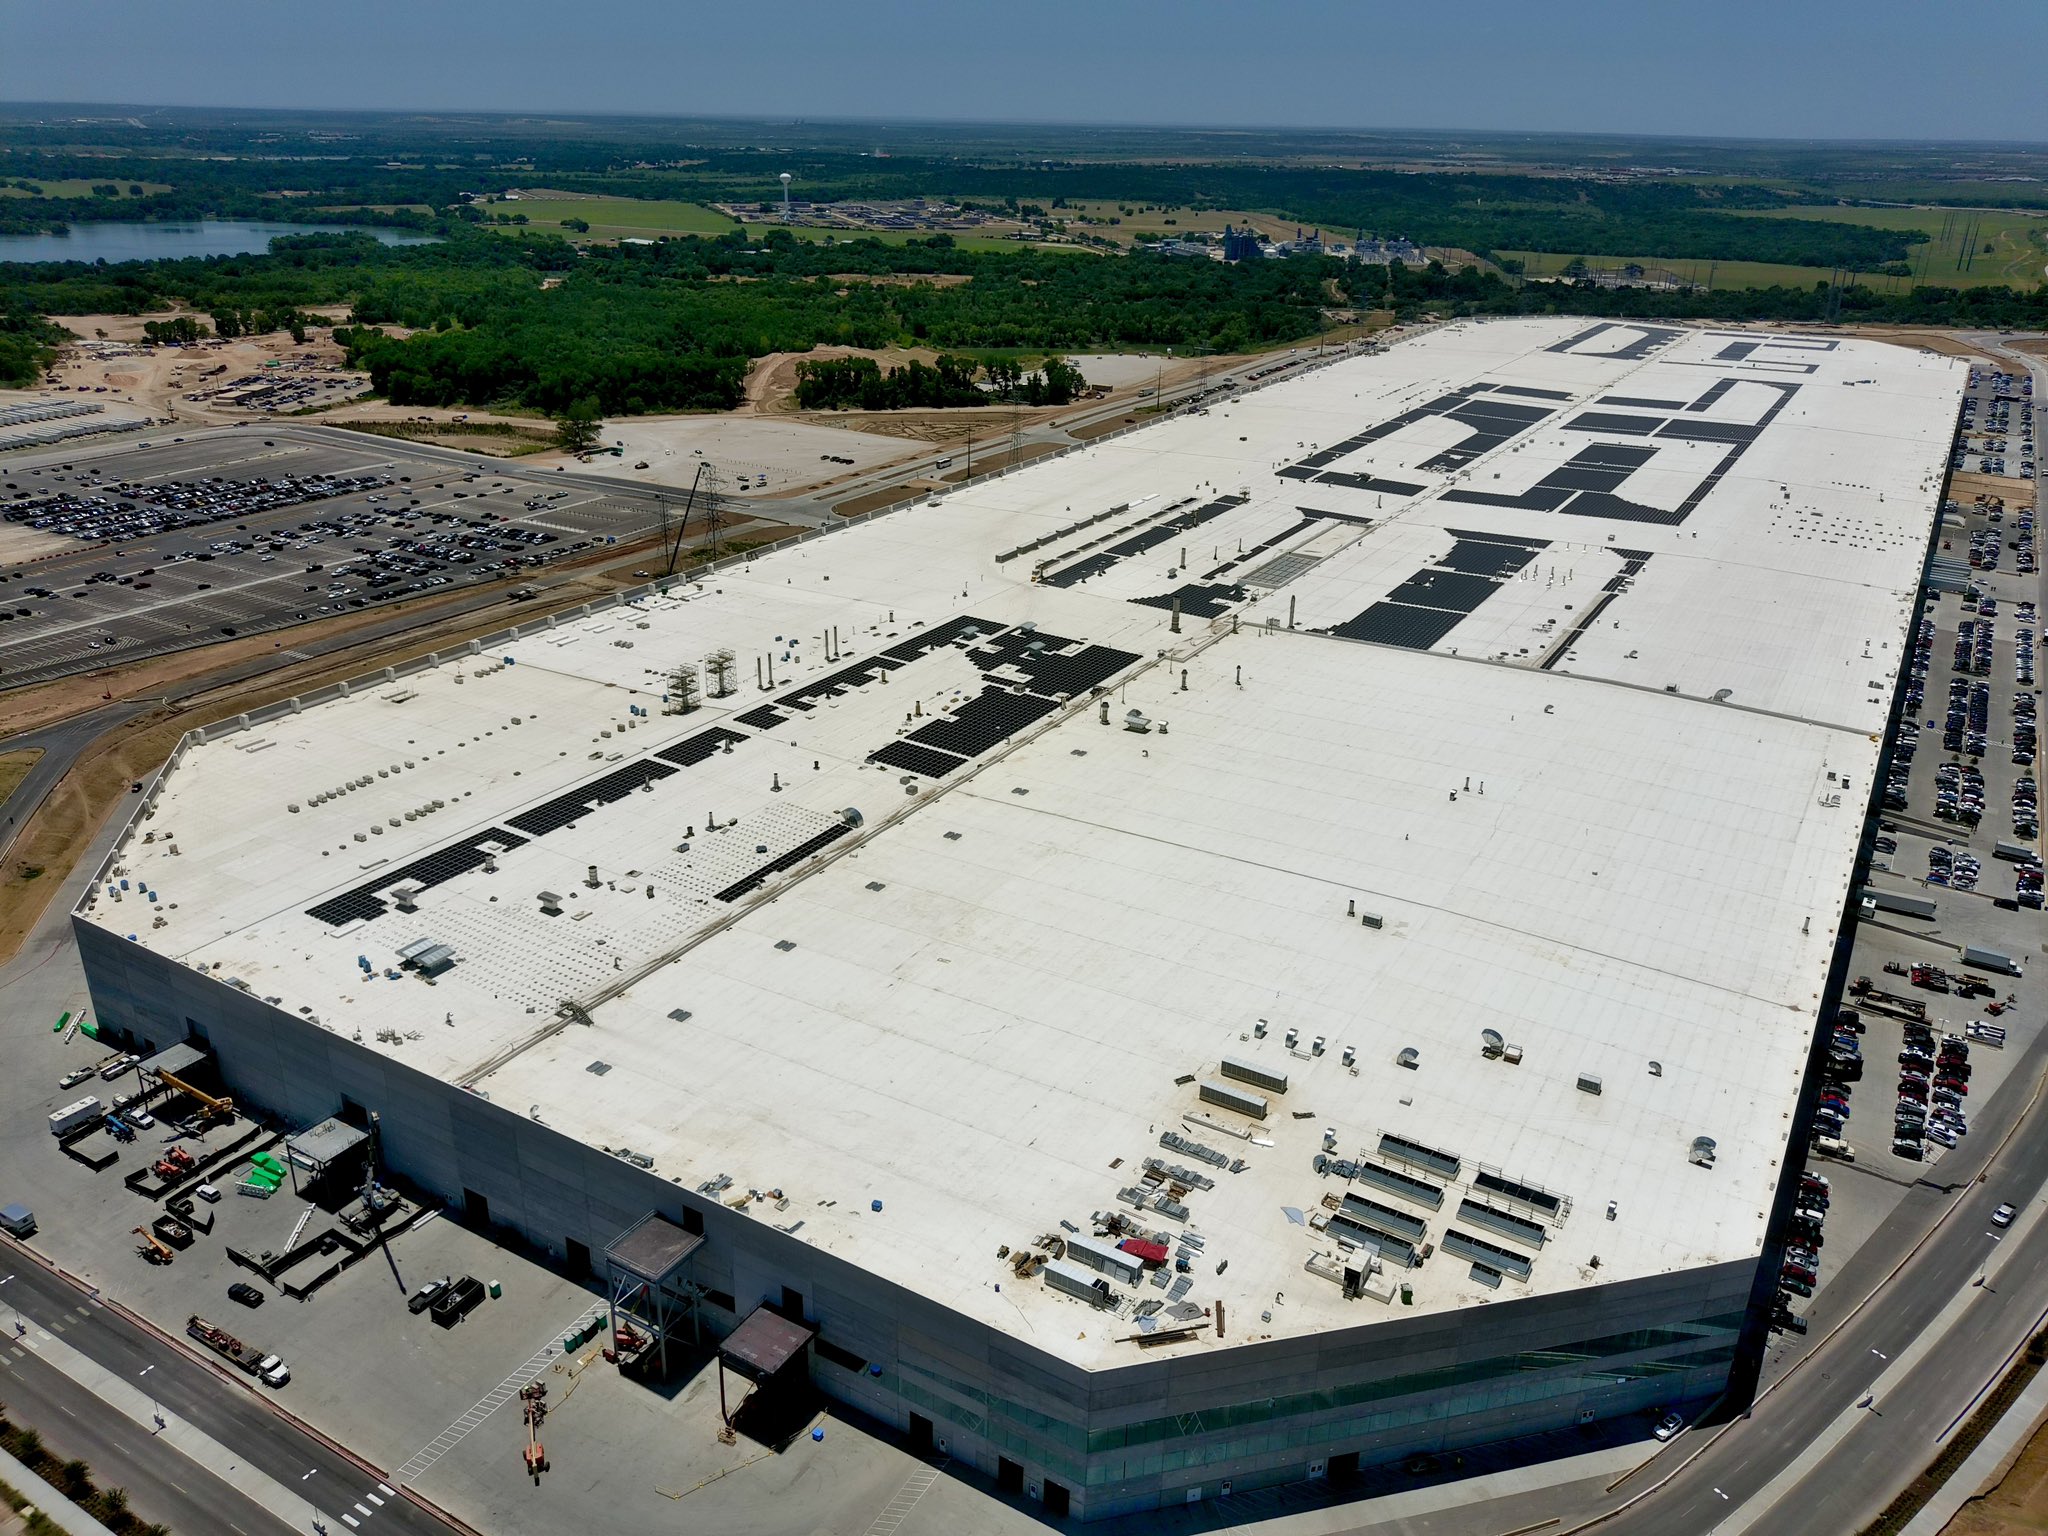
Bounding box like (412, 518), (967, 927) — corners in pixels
(3, 222), (2044, 409)
(0, 136), (1935, 270)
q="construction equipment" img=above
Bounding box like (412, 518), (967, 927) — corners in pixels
(156, 1068), (235, 1129)
(519, 1381), (550, 1483)
(153, 1146), (197, 1180)
(133, 1226), (174, 1265)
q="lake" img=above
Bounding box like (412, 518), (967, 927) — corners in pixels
(0, 220), (439, 265)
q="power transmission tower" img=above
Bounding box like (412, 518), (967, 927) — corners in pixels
(1006, 403), (1023, 471)
(661, 462), (722, 577)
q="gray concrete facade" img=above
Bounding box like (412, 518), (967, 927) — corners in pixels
(77, 918), (1745, 1521)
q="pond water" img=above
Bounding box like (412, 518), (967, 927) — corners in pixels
(0, 220), (438, 264)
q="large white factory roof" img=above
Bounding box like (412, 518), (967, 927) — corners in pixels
(86, 318), (1962, 1364)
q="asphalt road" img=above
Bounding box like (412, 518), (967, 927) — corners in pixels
(0, 1317), (298, 1536)
(0, 1243), (461, 1536)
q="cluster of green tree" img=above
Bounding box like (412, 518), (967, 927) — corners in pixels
(0, 303), (69, 387)
(211, 306), (315, 342)
(141, 316), (207, 344)
(791, 352), (1086, 410)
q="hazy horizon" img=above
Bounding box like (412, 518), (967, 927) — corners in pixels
(4, 0), (2038, 143)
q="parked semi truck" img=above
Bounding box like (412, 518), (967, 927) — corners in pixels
(187, 1315), (290, 1387)
(49, 1097), (102, 1138)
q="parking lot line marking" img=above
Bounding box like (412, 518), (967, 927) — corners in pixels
(392, 1306), (592, 1484)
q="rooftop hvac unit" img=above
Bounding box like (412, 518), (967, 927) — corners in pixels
(412, 944), (456, 977)
(1063, 1233), (1143, 1284)
(537, 890), (564, 916)
(1689, 1136), (1718, 1168)
(1576, 1073), (1603, 1096)
(1360, 911), (1384, 930)
(1042, 1258), (1115, 1308)
(1396, 1047), (1420, 1070)
(1198, 1078), (1269, 1121)
(1480, 1029), (1505, 1058)
(1220, 1055), (1288, 1096)
(395, 937), (437, 963)
(391, 882), (423, 913)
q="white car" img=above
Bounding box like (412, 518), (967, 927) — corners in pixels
(1653, 1411), (1684, 1442)
(1992, 1202), (2017, 1227)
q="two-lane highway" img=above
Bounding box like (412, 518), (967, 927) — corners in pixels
(0, 1245), (460, 1536)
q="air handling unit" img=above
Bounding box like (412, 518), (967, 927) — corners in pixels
(1219, 1055), (1289, 1096)
(1198, 1079), (1269, 1119)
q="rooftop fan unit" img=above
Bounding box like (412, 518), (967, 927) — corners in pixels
(1689, 1135), (1718, 1169)
(1396, 1047), (1420, 1070)
(1480, 1029), (1505, 1058)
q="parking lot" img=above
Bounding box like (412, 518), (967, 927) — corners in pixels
(1950, 365), (2037, 483)
(0, 428), (678, 688)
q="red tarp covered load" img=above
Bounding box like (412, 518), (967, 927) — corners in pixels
(1118, 1238), (1169, 1265)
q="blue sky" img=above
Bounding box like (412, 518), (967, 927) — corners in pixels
(2, 0), (2039, 141)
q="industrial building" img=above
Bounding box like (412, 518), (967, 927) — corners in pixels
(76, 318), (1964, 1519)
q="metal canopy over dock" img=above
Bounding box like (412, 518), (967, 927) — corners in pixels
(603, 1212), (706, 1379)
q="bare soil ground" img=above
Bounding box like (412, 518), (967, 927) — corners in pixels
(1952, 471), (2036, 512)
(1941, 1406), (2048, 1535)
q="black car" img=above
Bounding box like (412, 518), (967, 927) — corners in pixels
(228, 1282), (265, 1308)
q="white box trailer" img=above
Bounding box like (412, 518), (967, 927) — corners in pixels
(1961, 945), (2021, 976)
(48, 1096), (102, 1138)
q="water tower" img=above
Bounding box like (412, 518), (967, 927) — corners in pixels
(779, 172), (792, 220)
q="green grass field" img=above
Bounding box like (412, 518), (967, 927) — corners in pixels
(1729, 204), (2048, 287)
(487, 197), (738, 237)
(0, 178), (171, 199)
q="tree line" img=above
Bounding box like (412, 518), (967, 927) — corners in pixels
(793, 353), (1086, 410)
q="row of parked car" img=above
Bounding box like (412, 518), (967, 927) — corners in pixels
(1, 469), (393, 544)
(1895, 1027), (1971, 1158)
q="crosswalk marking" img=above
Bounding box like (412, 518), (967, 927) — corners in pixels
(341, 1516), (359, 1529)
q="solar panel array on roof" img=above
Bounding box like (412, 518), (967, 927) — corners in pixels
(1130, 583), (1248, 619)
(1006, 643), (1140, 699)
(1385, 569), (1499, 614)
(1278, 384), (1553, 488)
(508, 758), (678, 837)
(1039, 496), (1245, 589)
(868, 740), (968, 778)
(712, 820), (856, 902)
(656, 726), (746, 768)
(1326, 604), (1466, 650)
(880, 614), (1005, 662)
(306, 827), (531, 927)
(775, 655), (905, 711)
(735, 704), (788, 731)
(904, 688), (1061, 758)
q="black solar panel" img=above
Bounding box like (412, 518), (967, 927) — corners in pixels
(1385, 570), (1498, 614)
(657, 726), (746, 767)
(1011, 643), (1140, 698)
(868, 740), (968, 778)
(507, 759), (677, 837)
(305, 827), (531, 927)
(776, 656), (903, 710)
(908, 688), (1061, 757)
(735, 704), (787, 731)
(1325, 603), (1466, 649)
(1438, 539), (1545, 579)
(1129, 583), (1247, 620)
(713, 821), (855, 902)
(880, 614), (1005, 662)
(1040, 496), (1245, 588)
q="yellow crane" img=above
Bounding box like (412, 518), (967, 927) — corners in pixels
(156, 1068), (235, 1127)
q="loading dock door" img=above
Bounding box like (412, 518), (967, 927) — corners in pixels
(909, 1413), (934, 1456)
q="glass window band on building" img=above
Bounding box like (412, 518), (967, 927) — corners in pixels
(886, 1312), (1744, 1482)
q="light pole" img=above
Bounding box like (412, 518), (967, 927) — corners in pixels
(140, 1363), (164, 1431)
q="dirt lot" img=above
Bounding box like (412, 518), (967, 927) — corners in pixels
(1952, 471), (2037, 512)
(1942, 1407), (2048, 1535)
(0, 748), (40, 809)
